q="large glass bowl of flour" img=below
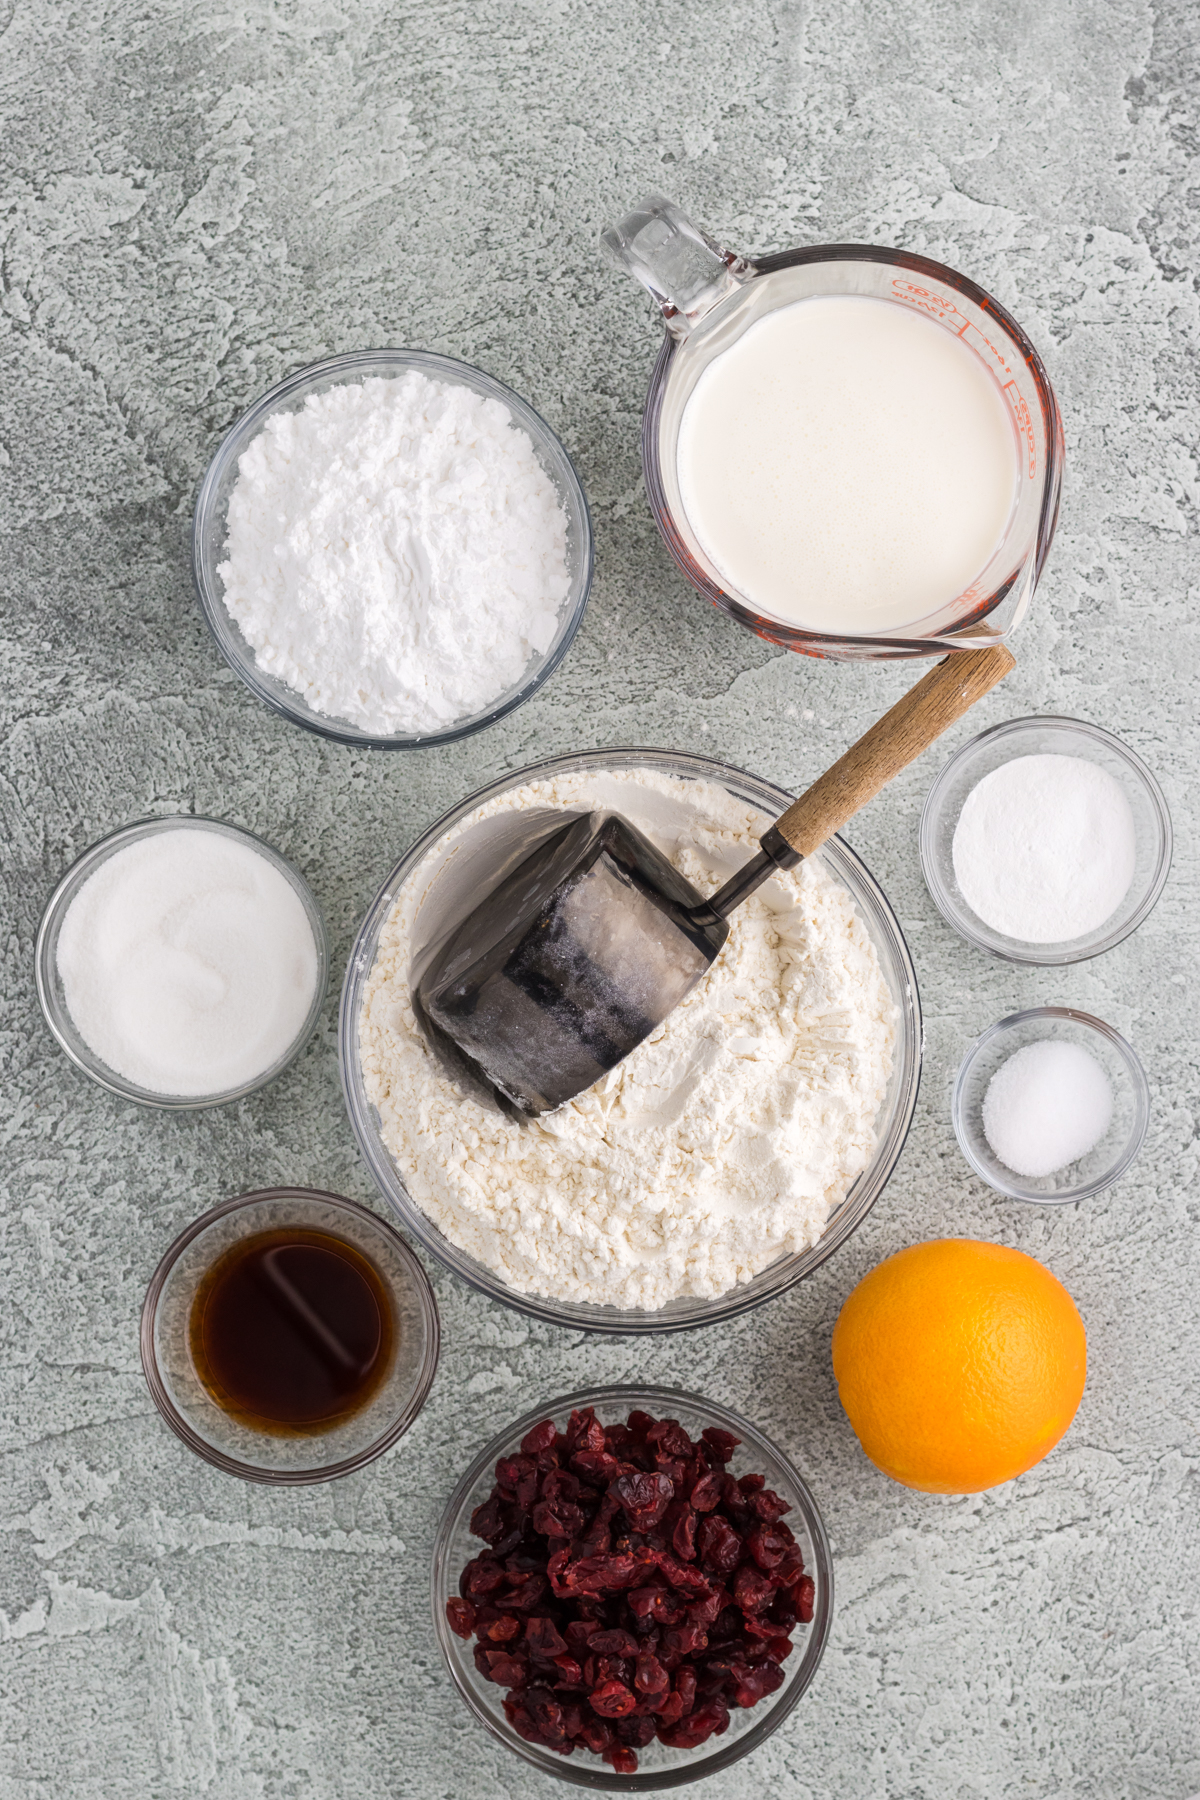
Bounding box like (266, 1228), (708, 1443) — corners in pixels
(192, 349), (593, 748)
(339, 750), (921, 1334)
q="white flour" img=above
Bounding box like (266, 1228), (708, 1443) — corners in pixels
(359, 769), (896, 1310)
(218, 372), (570, 735)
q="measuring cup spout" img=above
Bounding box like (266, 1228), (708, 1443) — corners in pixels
(601, 194), (751, 337)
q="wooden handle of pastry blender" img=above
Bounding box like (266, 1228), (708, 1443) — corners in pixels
(769, 645), (1016, 859)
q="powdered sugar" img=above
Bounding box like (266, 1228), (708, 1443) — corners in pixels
(358, 769), (896, 1311)
(217, 371), (570, 735)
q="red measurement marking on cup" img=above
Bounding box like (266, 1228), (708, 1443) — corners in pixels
(1002, 380), (1038, 479)
(892, 278), (1038, 479)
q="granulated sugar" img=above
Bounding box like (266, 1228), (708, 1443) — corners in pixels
(57, 827), (320, 1097)
(952, 752), (1136, 943)
(359, 769), (896, 1311)
(218, 371), (570, 735)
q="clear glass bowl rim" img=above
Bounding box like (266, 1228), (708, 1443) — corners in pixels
(191, 346), (595, 749)
(951, 1005), (1151, 1203)
(641, 242), (1064, 662)
(140, 1185), (441, 1483)
(919, 714), (1172, 965)
(35, 815), (331, 1110)
(338, 745), (922, 1335)
(430, 1381), (834, 1791)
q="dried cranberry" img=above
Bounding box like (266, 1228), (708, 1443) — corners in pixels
(662, 1621), (708, 1657)
(577, 1715), (615, 1754)
(500, 1570), (548, 1611)
(446, 1597), (476, 1638)
(589, 1678), (637, 1718)
(672, 1507), (698, 1562)
(521, 1419), (558, 1455)
(646, 1418), (695, 1458)
(531, 1499), (585, 1540)
(628, 1585), (685, 1626)
(604, 1745), (639, 1775)
(462, 1554), (505, 1598)
(796, 1575), (815, 1623)
(611, 1470), (675, 1532)
(697, 1514), (742, 1577)
(570, 1448), (621, 1485)
(627, 1410), (657, 1437)
(687, 1583), (729, 1629)
(469, 1496), (510, 1543)
(634, 1651), (669, 1696)
(732, 1659), (785, 1708)
(732, 1563), (775, 1614)
(658, 1698), (730, 1748)
(524, 1616), (567, 1658)
(615, 1713), (657, 1748)
(482, 1614), (521, 1643)
(746, 1523), (790, 1572)
(484, 1651), (527, 1687)
(526, 1686), (566, 1735)
(566, 1407), (606, 1454)
(689, 1468), (723, 1512)
(502, 1692), (542, 1743)
(590, 1628), (638, 1657)
(749, 1486), (791, 1522)
(652, 1551), (713, 1597)
(700, 1427), (740, 1463)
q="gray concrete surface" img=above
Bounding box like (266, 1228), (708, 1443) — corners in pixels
(2, 1), (1198, 1795)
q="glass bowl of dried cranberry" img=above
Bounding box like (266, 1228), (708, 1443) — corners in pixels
(432, 1385), (832, 1789)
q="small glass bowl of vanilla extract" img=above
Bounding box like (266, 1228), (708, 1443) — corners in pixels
(141, 1188), (439, 1483)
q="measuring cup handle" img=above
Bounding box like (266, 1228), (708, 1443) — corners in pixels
(600, 195), (750, 336)
(767, 646), (1017, 861)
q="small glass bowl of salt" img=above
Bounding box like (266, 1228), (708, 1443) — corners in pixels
(920, 716), (1171, 965)
(952, 1007), (1150, 1204)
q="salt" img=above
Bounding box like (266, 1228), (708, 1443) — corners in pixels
(57, 827), (320, 1098)
(982, 1040), (1114, 1179)
(952, 753), (1136, 943)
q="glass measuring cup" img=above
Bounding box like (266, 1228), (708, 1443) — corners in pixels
(602, 196), (1064, 662)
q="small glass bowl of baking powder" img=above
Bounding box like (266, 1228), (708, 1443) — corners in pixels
(192, 348), (593, 749)
(920, 716), (1171, 965)
(432, 1384), (832, 1788)
(35, 817), (329, 1109)
(952, 1007), (1150, 1204)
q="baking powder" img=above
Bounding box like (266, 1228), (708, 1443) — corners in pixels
(218, 372), (570, 735)
(359, 770), (896, 1311)
(952, 753), (1136, 943)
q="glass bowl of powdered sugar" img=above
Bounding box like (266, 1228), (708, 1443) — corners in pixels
(192, 348), (593, 749)
(340, 749), (921, 1335)
(920, 716), (1171, 965)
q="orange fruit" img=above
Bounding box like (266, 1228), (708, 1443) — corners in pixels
(831, 1238), (1086, 1494)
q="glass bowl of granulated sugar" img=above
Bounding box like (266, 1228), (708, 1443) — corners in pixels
(339, 748), (922, 1336)
(192, 349), (593, 749)
(920, 716), (1171, 966)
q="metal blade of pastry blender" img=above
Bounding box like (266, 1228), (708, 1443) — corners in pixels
(416, 646), (1015, 1116)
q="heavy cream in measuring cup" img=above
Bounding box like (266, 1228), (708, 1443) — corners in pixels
(676, 295), (1020, 636)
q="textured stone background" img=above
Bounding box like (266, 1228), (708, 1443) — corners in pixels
(1, 0), (1197, 1795)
